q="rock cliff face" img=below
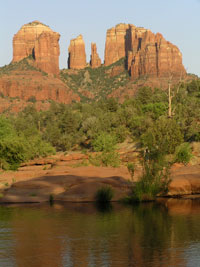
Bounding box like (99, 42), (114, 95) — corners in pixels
(34, 31), (60, 76)
(104, 24), (132, 66)
(0, 70), (80, 105)
(127, 27), (186, 79)
(90, 43), (101, 68)
(68, 35), (86, 69)
(104, 23), (186, 79)
(12, 21), (60, 75)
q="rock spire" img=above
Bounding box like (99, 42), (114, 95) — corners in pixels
(90, 43), (101, 68)
(68, 35), (86, 69)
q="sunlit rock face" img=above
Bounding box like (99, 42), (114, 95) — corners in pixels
(104, 23), (186, 79)
(68, 35), (86, 69)
(34, 31), (60, 76)
(12, 21), (60, 75)
(90, 43), (101, 68)
(104, 23), (132, 66)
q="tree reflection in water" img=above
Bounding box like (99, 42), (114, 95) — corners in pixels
(0, 200), (199, 266)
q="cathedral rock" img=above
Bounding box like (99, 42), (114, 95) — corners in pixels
(12, 21), (60, 76)
(90, 43), (101, 68)
(68, 35), (86, 69)
(104, 24), (132, 66)
(104, 23), (186, 79)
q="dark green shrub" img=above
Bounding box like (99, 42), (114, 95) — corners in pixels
(130, 150), (170, 202)
(27, 96), (36, 103)
(100, 151), (120, 167)
(89, 151), (120, 167)
(174, 143), (192, 165)
(95, 186), (114, 203)
(49, 194), (54, 205)
(142, 102), (168, 119)
(91, 132), (117, 152)
(0, 138), (27, 170)
(141, 117), (183, 154)
(127, 162), (135, 180)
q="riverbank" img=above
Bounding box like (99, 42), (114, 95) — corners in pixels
(0, 153), (200, 203)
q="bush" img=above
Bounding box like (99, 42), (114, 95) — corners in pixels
(174, 143), (192, 165)
(136, 87), (153, 104)
(89, 151), (120, 167)
(130, 150), (170, 202)
(0, 116), (55, 170)
(141, 117), (183, 154)
(101, 151), (120, 167)
(0, 137), (27, 170)
(127, 162), (135, 180)
(91, 132), (117, 152)
(142, 102), (168, 119)
(27, 96), (36, 103)
(115, 125), (129, 143)
(26, 135), (55, 159)
(95, 186), (114, 203)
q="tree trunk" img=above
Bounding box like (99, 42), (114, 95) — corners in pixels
(168, 82), (172, 118)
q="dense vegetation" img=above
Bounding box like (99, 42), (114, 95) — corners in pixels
(0, 78), (199, 172)
(0, 116), (54, 170)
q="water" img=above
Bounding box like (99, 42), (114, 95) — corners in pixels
(0, 200), (200, 267)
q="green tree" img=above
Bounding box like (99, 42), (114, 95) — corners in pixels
(141, 117), (183, 154)
(91, 132), (117, 152)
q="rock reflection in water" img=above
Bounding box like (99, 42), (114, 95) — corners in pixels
(0, 200), (199, 266)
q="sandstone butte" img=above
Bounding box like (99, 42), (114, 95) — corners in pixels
(90, 43), (101, 68)
(0, 21), (188, 111)
(104, 23), (186, 79)
(12, 20), (60, 76)
(68, 35), (87, 69)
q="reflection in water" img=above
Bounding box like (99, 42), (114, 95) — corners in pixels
(0, 200), (199, 266)
(95, 202), (113, 213)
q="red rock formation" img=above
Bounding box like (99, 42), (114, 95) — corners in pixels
(90, 43), (101, 68)
(128, 28), (186, 79)
(104, 23), (186, 79)
(0, 70), (80, 105)
(104, 23), (133, 66)
(12, 21), (60, 75)
(34, 31), (60, 76)
(68, 35), (86, 69)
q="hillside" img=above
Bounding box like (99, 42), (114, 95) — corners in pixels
(0, 20), (198, 111)
(0, 57), (79, 112)
(0, 56), (197, 112)
(60, 58), (130, 101)
(61, 57), (193, 103)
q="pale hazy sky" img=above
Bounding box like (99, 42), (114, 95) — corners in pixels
(1, 0), (200, 76)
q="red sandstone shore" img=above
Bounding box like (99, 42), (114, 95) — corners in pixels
(0, 153), (200, 203)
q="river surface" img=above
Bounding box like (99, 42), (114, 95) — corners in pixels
(0, 199), (200, 267)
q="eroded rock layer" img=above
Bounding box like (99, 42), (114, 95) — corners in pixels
(90, 43), (101, 68)
(68, 35), (86, 69)
(12, 21), (60, 75)
(0, 71), (80, 104)
(104, 23), (186, 79)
